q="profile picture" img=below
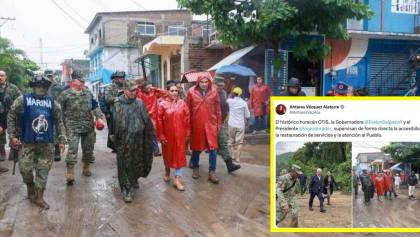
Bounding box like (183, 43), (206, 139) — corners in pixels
(276, 104), (287, 115)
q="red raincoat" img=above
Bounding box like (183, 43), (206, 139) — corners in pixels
(384, 174), (393, 192)
(249, 84), (272, 117)
(186, 76), (221, 151)
(374, 176), (385, 196)
(157, 97), (190, 168)
(136, 87), (167, 128)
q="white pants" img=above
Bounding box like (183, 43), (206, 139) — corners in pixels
(409, 185), (416, 197)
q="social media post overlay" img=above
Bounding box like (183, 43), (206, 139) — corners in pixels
(270, 97), (420, 233)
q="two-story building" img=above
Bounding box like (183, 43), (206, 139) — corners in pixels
(85, 10), (231, 90)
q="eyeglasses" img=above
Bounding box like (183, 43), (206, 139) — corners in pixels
(169, 90), (179, 92)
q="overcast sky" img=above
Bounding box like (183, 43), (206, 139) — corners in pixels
(0, 0), (182, 69)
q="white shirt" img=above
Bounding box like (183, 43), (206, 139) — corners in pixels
(227, 96), (250, 128)
(394, 176), (401, 185)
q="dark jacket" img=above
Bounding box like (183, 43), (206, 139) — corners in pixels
(408, 174), (418, 186)
(323, 175), (337, 195)
(309, 175), (324, 194)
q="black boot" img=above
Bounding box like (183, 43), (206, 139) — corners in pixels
(225, 159), (241, 173)
(54, 144), (61, 161)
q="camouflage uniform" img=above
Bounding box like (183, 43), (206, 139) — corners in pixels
(277, 173), (300, 227)
(58, 88), (104, 167)
(47, 82), (65, 157)
(7, 95), (66, 189)
(104, 83), (124, 150)
(0, 82), (21, 146)
(111, 92), (154, 201)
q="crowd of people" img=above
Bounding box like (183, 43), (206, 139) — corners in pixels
(277, 166), (338, 227)
(0, 68), (272, 208)
(354, 169), (419, 203)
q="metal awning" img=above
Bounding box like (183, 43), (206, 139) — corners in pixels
(143, 36), (185, 55)
(208, 45), (256, 71)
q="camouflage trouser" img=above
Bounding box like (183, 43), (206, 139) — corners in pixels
(0, 132), (5, 145)
(217, 122), (232, 162)
(277, 197), (299, 224)
(65, 130), (96, 167)
(19, 143), (53, 190)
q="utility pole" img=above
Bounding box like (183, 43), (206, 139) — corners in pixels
(0, 17), (16, 37)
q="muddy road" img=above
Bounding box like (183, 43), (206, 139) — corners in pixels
(0, 130), (271, 237)
(353, 186), (420, 228)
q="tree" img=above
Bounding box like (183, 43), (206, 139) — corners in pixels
(382, 142), (420, 166)
(0, 37), (39, 92)
(177, 0), (373, 82)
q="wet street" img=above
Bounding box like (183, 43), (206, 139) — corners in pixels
(0, 130), (270, 237)
(353, 185), (420, 228)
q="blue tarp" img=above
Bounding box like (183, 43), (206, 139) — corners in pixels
(215, 64), (256, 77)
(101, 68), (113, 85)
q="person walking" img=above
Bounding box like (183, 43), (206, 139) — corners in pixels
(323, 170), (337, 205)
(280, 77), (306, 96)
(111, 80), (154, 202)
(394, 173), (401, 195)
(360, 169), (374, 203)
(277, 165), (303, 227)
(58, 70), (104, 185)
(309, 168), (326, 213)
(374, 172), (386, 201)
(352, 170), (359, 197)
(157, 84), (190, 191)
(226, 87), (250, 164)
(7, 75), (66, 209)
(249, 76), (271, 133)
(186, 75), (221, 184)
(408, 171), (418, 200)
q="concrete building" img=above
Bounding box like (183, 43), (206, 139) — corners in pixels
(355, 152), (392, 175)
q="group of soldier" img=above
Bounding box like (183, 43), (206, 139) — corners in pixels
(0, 67), (253, 207)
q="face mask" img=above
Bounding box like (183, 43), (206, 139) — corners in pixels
(34, 87), (48, 96)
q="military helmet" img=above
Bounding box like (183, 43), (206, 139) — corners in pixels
(287, 77), (301, 88)
(44, 69), (54, 77)
(111, 71), (126, 79)
(71, 70), (85, 81)
(30, 75), (52, 88)
(214, 75), (225, 86)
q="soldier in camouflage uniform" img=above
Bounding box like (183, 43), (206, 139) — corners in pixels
(45, 70), (65, 162)
(0, 71), (22, 167)
(111, 80), (154, 203)
(58, 70), (104, 185)
(7, 75), (66, 209)
(214, 76), (240, 173)
(277, 164), (302, 227)
(104, 71), (125, 152)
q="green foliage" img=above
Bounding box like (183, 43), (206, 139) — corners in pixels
(383, 142), (420, 166)
(0, 37), (39, 92)
(177, 0), (373, 62)
(278, 142), (352, 193)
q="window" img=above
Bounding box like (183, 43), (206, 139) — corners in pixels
(168, 25), (186, 36)
(392, 0), (418, 14)
(136, 22), (156, 36)
(202, 25), (214, 39)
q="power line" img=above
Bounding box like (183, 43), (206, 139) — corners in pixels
(50, 0), (85, 28)
(127, 0), (147, 10)
(58, 0), (89, 23)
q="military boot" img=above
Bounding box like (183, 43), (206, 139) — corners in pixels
(66, 166), (75, 185)
(225, 159), (241, 173)
(82, 163), (92, 177)
(54, 144), (61, 162)
(208, 171), (219, 184)
(26, 183), (36, 201)
(0, 145), (6, 161)
(33, 188), (50, 209)
(291, 216), (299, 227)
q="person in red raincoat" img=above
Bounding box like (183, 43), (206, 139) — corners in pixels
(157, 84), (190, 191)
(383, 170), (394, 200)
(374, 172), (385, 201)
(186, 75), (221, 184)
(136, 81), (167, 156)
(249, 76), (272, 133)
